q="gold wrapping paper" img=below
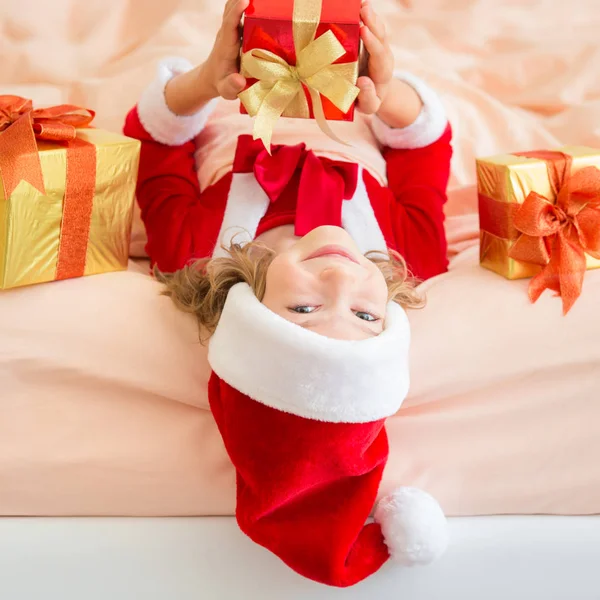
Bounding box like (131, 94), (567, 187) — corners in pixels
(476, 145), (600, 280)
(0, 129), (140, 289)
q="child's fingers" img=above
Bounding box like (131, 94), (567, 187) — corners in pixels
(223, 0), (248, 29)
(218, 72), (247, 100)
(360, 2), (387, 44)
(355, 76), (381, 115)
(360, 24), (386, 65)
(223, 0), (234, 16)
(219, 0), (248, 50)
(221, 0), (236, 27)
(222, 0), (240, 18)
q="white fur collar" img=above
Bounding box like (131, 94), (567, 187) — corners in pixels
(208, 283), (411, 424)
(212, 168), (389, 259)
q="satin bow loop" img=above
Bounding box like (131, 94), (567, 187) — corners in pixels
(253, 143), (309, 203)
(0, 96), (94, 140)
(0, 95), (95, 198)
(509, 166), (600, 314)
(235, 135), (358, 236)
(239, 0), (360, 152)
(0, 95), (33, 130)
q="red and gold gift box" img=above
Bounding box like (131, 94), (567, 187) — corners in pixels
(477, 147), (600, 313)
(239, 0), (362, 148)
(0, 96), (140, 290)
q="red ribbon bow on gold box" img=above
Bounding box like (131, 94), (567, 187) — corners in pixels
(478, 149), (600, 314)
(0, 95), (96, 282)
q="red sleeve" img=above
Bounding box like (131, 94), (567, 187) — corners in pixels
(123, 107), (230, 272)
(383, 125), (453, 281)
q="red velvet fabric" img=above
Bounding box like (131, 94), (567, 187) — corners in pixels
(234, 135), (358, 236)
(123, 106), (452, 280)
(209, 374), (391, 587)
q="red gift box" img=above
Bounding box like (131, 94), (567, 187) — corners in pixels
(240, 0), (362, 123)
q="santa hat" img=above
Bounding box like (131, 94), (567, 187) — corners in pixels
(207, 283), (449, 587)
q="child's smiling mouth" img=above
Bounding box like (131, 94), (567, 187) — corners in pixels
(303, 245), (360, 264)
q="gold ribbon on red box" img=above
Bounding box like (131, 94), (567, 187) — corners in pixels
(239, 0), (360, 151)
(0, 95), (96, 281)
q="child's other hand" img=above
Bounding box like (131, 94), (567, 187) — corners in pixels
(165, 0), (248, 115)
(356, 1), (394, 115)
(203, 0), (249, 100)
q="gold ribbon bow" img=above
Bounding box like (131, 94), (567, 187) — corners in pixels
(239, 0), (360, 151)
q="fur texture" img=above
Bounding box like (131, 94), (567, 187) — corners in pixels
(137, 57), (218, 146)
(211, 173), (271, 258)
(371, 71), (448, 150)
(375, 487), (450, 565)
(208, 283), (411, 423)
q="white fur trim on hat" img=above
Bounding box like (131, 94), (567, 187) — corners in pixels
(374, 487), (449, 566)
(137, 57), (218, 146)
(208, 283), (411, 424)
(371, 71), (448, 150)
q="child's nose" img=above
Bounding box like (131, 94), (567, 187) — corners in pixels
(319, 265), (358, 290)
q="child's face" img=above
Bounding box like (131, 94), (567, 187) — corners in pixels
(261, 227), (389, 340)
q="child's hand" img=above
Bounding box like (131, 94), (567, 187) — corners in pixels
(356, 2), (394, 115)
(355, 1), (424, 128)
(165, 0), (248, 116)
(203, 0), (249, 100)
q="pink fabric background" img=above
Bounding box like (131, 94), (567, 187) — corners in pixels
(1, 0), (600, 516)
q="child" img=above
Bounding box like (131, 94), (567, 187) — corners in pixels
(124, 0), (452, 587)
(158, 228), (449, 588)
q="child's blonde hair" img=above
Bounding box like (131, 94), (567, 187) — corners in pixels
(157, 242), (423, 340)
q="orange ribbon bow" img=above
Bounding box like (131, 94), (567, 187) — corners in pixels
(508, 152), (600, 314)
(0, 95), (95, 197)
(0, 95), (97, 281)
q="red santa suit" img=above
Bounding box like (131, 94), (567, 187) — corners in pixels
(123, 58), (452, 587)
(123, 58), (453, 278)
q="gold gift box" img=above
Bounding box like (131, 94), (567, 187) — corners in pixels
(0, 129), (140, 289)
(476, 145), (600, 279)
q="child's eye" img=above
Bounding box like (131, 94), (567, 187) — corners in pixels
(354, 311), (378, 322)
(290, 306), (317, 314)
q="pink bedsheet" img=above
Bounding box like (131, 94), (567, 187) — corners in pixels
(1, 0), (600, 516)
(2, 250), (599, 517)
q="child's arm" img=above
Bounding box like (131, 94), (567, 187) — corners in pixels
(358, 3), (452, 280)
(375, 70), (452, 280)
(124, 102), (231, 273)
(376, 91), (452, 280)
(123, 0), (249, 272)
(163, 0), (249, 116)
(355, 3), (423, 127)
(380, 128), (452, 280)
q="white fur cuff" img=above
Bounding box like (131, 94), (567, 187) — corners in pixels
(208, 283), (411, 424)
(371, 71), (448, 150)
(137, 57), (218, 146)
